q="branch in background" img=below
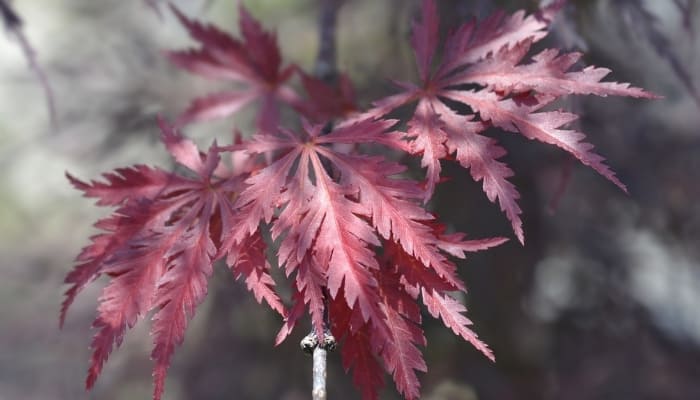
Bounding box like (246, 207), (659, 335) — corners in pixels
(1, 0), (57, 129)
(314, 0), (343, 84)
(673, 0), (696, 34)
(614, 0), (700, 107)
(543, 0), (589, 51)
(0, 0), (20, 27)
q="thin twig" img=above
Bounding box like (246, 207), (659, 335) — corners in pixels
(0, 0), (20, 26)
(1, 0), (58, 130)
(614, 0), (700, 107)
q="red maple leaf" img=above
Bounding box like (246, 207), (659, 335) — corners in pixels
(221, 118), (505, 399)
(364, 0), (657, 243)
(63, 117), (504, 400)
(62, 120), (284, 400)
(167, 4), (298, 130)
(167, 5), (356, 129)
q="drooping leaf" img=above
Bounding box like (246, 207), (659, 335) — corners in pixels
(375, 268), (427, 400)
(422, 289), (494, 361)
(230, 118), (505, 399)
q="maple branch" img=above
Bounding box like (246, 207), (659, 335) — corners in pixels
(312, 346), (328, 400)
(1, 0), (57, 130)
(301, 292), (336, 400)
(614, 0), (700, 107)
(0, 0), (19, 27)
(314, 0), (343, 83)
(301, 327), (336, 400)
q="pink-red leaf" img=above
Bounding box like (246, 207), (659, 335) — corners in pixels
(168, 5), (300, 129)
(342, 326), (385, 400)
(379, 306), (426, 400)
(322, 150), (466, 290)
(438, 8), (549, 76)
(294, 255), (328, 338)
(65, 120), (287, 400)
(422, 289), (494, 361)
(364, 0), (652, 244)
(406, 99), (447, 200)
(227, 232), (285, 316)
(444, 90), (627, 192)
(175, 90), (257, 126)
(151, 207), (217, 400)
(86, 198), (191, 389)
(435, 101), (525, 243)
(375, 268), (427, 400)
(66, 166), (186, 207)
(307, 153), (384, 322)
(448, 42), (657, 98)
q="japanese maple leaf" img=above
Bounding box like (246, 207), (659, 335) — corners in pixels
(365, 0), (656, 243)
(221, 118), (506, 399)
(167, 4), (302, 131)
(168, 6), (359, 128)
(61, 120), (284, 400)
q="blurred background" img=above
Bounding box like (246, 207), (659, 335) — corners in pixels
(1, 0), (699, 399)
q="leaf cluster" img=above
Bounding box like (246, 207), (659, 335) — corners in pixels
(61, 2), (654, 399)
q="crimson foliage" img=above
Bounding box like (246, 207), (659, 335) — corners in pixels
(61, 1), (654, 399)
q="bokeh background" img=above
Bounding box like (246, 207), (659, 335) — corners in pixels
(1, 0), (699, 399)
